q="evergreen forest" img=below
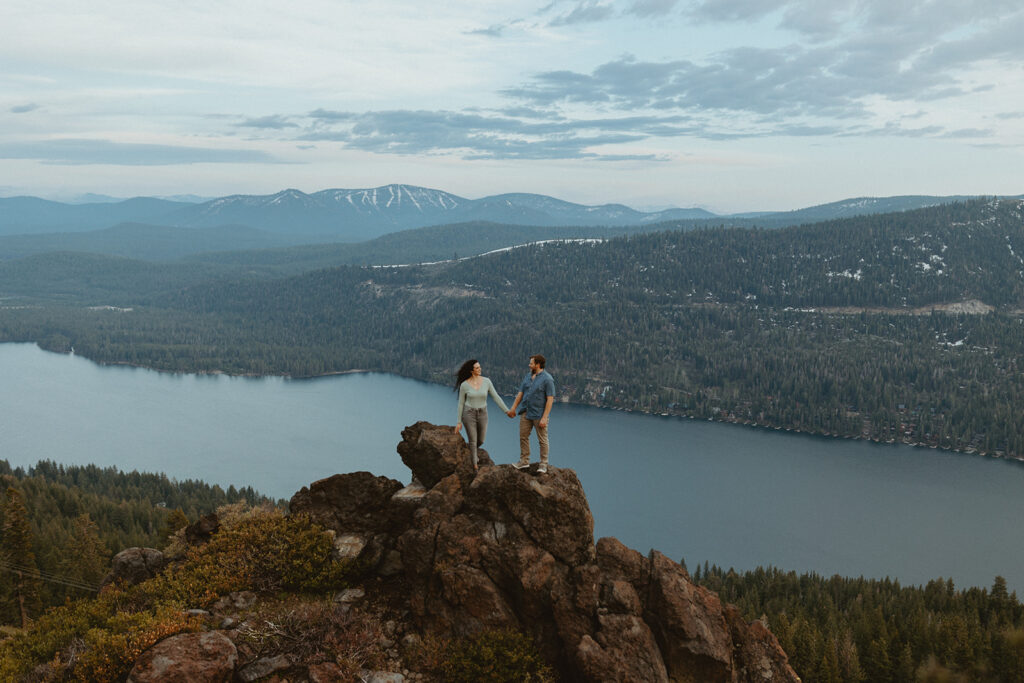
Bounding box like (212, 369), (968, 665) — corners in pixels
(0, 460), (271, 626)
(696, 564), (1024, 682)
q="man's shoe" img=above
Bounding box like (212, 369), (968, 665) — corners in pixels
(537, 464), (548, 474)
(513, 462), (530, 470)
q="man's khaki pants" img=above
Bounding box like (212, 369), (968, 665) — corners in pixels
(518, 415), (549, 466)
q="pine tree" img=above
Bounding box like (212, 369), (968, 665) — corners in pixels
(160, 507), (189, 548)
(1, 487), (42, 626)
(59, 513), (109, 590)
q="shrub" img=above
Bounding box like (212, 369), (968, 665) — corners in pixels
(150, 506), (350, 608)
(0, 595), (200, 681)
(236, 596), (385, 677)
(432, 628), (556, 683)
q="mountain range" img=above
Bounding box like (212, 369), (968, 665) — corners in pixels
(0, 184), (1001, 243)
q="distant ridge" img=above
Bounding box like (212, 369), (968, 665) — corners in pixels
(738, 195), (987, 223)
(1, 185), (1015, 241)
(163, 185), (717, 240)
(0, 185), (710, 240)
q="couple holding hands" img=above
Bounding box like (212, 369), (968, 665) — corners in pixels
(454, 355), (555, 473)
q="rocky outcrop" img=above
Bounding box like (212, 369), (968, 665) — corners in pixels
(184, 512), (220, 546)
(101, 547), (165, 589)
(289, 421), (800, 682)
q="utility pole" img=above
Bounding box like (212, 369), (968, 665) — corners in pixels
(16, 568), (28, 628)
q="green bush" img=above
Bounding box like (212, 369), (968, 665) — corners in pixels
(0, 505), (351, 681)
(155, 506), (350, 606)
(0, 593), (199, 681)
(439, 628), (556, 683)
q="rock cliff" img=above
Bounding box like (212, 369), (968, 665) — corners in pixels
(289, 421), (799, 682)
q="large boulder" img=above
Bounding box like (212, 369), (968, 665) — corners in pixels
(290, 471), (404, 534)
(293, 421), (800, 682)
(397, 420), (482, 488)
(127, 631), (237, 683)
(101, 547), (165, 589)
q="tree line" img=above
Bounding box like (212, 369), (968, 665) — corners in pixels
(696, 563), (1024, 682)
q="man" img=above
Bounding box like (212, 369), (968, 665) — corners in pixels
(507, 354), (555, 473)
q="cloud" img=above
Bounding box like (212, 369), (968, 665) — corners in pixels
(849, 123), (946, 138)
(465, 24), (505, 37)
(684, 0), (1024, 58)
(210, 0), (1024, 165)
(0, 139), (280, 165)
(626, 0), (680, 17)
(685, 0), (788, 24)
(289, 108), (691, 160)
(10, 103), (40, 114)
(549, 1), (616, 26)
(236, 115), (298, 129)
(308, 109), (358, 122)
(939, 128), (993, 139)
(500, 25), (1017, 122)
(498, 105), (566, 120)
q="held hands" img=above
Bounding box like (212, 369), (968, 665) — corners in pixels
(507, 409), (515, 418)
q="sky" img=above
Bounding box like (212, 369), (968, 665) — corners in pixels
(2, 0), (1023, 213)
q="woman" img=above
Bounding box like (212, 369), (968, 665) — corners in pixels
(454, 359), (510, 470)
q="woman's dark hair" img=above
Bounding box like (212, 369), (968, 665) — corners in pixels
(454, 359), (478, 391)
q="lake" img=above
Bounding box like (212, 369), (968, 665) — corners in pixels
(2, 342), (1021, 592)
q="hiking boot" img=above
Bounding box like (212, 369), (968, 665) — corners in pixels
(513, 462), (530, 470)
(537, 464), (548, 474)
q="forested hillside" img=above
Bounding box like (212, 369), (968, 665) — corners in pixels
(0, 461), (271, 625)
(1, 199), (1022, 456)
(695, 564), (1024, 682)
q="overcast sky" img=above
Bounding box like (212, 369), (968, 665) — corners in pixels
(2, 0), (1022, 212)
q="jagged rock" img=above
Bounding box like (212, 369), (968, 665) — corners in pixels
(361, 672), (405, 683)
(101, 547), (165, 589)
(463, 463), (596, 566)
(290, 471), (404, 533)
(396, 420), (490, 488)
(127, 631), (236, 683)
(238, 654), (293, 682)
(291, 421), (800, 682)
(378, 549), (405, 576)
(211, 590), (257, 613)
(308, 662), (345, 682)
(332, 532), (368, 559)
(335, 587), (366, 603)
(185, 512), (220, 546)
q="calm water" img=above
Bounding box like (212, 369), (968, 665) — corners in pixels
(2, 342), (1022, 592)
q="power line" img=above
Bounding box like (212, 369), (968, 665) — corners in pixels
(0, 558), (100, 593)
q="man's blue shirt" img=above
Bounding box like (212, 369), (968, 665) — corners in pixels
(517, 370), (555, 420)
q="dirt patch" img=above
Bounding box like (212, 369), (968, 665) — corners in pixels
(814, 299), (994, 315)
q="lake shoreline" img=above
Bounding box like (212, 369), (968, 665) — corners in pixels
(48, 343), (1023, 466)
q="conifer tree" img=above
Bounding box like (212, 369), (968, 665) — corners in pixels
(1, 487), (41, 627)
(160, 507), (189, 548)
(59, 513), (108, 590)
